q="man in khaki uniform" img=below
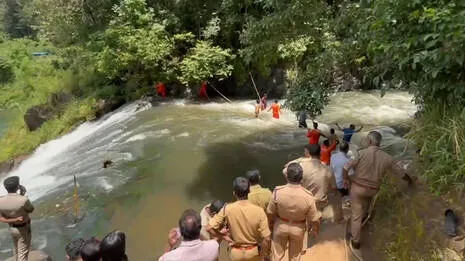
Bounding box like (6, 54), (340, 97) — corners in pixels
(343, 131), (412, 249)
(246, 170), (272, 211)
(207, 177), (271, 261)
(268, 163), (321, 261)
(0, 176), (34, 261)
(283, 145), (342, 216)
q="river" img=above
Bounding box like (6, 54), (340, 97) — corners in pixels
(0, 91), (416, 260)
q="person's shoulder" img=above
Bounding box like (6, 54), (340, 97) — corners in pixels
(203, 239), (220, 249)
(273, 185), (286, 192)
(297, 186), (314, 197)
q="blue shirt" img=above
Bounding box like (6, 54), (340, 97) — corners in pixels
(342, 128), (355, 142)
(330, 152), (351, 189)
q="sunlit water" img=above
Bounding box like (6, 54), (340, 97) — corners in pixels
(0, 91), (416, 260)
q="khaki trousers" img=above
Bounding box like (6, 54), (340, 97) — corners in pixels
(350, 184), (378, 244)
(9, 224), (31, 261)
(272, 220), (306, 261)
(229, 246), (262, 261)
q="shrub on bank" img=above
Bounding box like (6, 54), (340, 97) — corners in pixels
(408, 106), (465, 193)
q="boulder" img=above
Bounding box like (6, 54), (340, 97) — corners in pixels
(94, 98), (126, 119)
(0, 154), (30, 174)
(5, 250), (52, 261)
(23, 105), (55, 131)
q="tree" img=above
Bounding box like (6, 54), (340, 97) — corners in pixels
(3, 0), (34, 38)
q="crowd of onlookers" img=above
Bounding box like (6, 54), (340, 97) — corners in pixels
(65, 230), (128, 261)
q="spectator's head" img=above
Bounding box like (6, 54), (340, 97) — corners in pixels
(263, 94), (267, 98)
(80, 238), (101, 261)
(323, 139), (330, 146)
(313, 122), (318, 129)
(66, 238), (85, 261)
(233, 177), (250, 200)
(339, 141), (350, 154)
(286, 163), (303, 184)
(101, 231), (127, 261)
(178, 209), (202, 241)
(246, 169), (261, 186)
(274, 99), (279, 103)
(207, 200), (225, 217)
(350, 124), (356, 130)
(367, 131), (382, 147)
(3, 176), (20, 193)
(305, 144), (320, 158)
(330, 128), (335, 134)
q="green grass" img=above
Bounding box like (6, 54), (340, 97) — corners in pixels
(407, 105), (465, 193)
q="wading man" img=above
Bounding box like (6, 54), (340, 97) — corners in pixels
(0, 176), (34, 261)
(268, 163), (321, 261)
(207, 177), (271, 261)
(336, 123), (363, 143)
(343, 131), (412, 250)
(306, 122), (326, 145)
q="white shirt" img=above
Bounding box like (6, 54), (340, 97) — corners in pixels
(159, 239), (219, 261)
(330, 152), (351, 189)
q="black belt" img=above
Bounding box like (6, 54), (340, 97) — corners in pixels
(10, 221), (30, 228)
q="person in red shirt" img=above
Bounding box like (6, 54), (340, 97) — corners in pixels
(306, 122), (326, 145)
(155, 82), (167, 97)
(267, 100), (281, 119)
(260, 94), (268, 110)
(320, 139), (338, 165)
(199, 82), (209, 99)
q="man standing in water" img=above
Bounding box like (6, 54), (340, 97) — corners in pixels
(156, 82), (167, 98)
(320, 139), (338, 166)
(306, 122), (326, 145)
(199, 82), (209, 99)
(207, 177), (271, 261)
(343, 131), (412, 250)
(0, 176), (34, 261)
(268, 163), (321, 261)
(246, 169), (272, 211)
(260, 94), (268, 110)
(297, 111), (308, 129)
(267, 100), (281, 119)
(255, 100), (261, 118)
(336, 123), (363, 143)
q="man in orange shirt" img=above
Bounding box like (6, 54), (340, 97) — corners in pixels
(320, 139), (338, 165)
(306, 122), (326, 145)
(267, 100), (281, 119)
(156, 82), (167, 97)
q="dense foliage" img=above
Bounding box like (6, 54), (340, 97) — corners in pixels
(1, 0), (465, 192)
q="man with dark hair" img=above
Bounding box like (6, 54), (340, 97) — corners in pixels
(80, 238), (101, 261)
(208, 177), (271, 261)
(246, 170), (272, 210)
(66, 238), (85, 261)
(306, 122), (326, 145)
(200, 200), (225, 240)
(331, 141), (351, 197)
(101, 231), (128, 261)
(268, 163), (321, 261)
(336, 123), (363, 143)
(267, 100), (281, 119)
(0, 176), (34, 261)
(284, 145), (343, 225)
(297, 111), (308, 128)
(344, 131), (413, 250)
(320, 139), (338, 165)
(160, 210), (219, 261)
(328, 128), (339, 145)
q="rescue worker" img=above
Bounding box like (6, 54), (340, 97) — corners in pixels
(336, 123), (363, 143)
(156, 82), (167, 97)
(267, 100), (281, 119)
(207, 177), (271, 261)
(328, 128), (339, 146)
(283, 145), (342, 218)
(260, 94), (268, 110)
(246, 169), (272, 211)
(343, 131), (413, 250)
(0, 176), (34, 261)
(199, 82), (209, 99)
(255, 100), (261, 118)
(200, 200), (225, 240)
(267, 163), (321, 261)
(320, 139), (338, 166)
(306, 122), (326, 145)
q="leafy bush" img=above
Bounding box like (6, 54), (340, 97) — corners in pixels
(0, 57), (14, 84)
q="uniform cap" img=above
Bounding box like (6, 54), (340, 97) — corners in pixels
(4, 176), (20, 189)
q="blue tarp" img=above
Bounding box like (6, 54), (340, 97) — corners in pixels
(32, 52), (50, 56)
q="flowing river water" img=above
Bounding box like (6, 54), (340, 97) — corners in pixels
(0, 91), (416, 260)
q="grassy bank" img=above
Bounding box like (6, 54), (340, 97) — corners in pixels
(0, 39), (107, 163)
